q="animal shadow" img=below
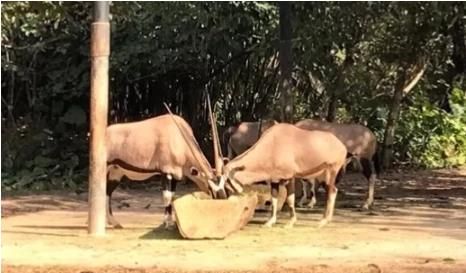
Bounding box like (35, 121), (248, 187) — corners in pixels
(139, 224), (183, 240)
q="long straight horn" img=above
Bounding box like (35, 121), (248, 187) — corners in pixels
(206, 92), (223, 176)
(257, 118), (263, 141)
(163, 103), (211, 176)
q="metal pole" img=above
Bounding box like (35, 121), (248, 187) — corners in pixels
(88, 1), (110, 236)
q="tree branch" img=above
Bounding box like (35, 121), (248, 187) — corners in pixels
(402, 62), (427, 96)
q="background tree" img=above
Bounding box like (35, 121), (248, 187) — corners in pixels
(278, 2), (294, 122)
(2, 2), (465, 192)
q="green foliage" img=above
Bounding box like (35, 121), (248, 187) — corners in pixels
(2, 121), (88, 192)
(1, 2), (465, 192)
(395, 87), (466, 168)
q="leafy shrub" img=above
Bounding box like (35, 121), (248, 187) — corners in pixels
(396, 87), (466, 168)
(1, 116), (88, 192)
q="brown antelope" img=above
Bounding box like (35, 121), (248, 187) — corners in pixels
(294, 119), (380, 210)
(106, 113), (223, 229)
(222, 120), (279, 205)
(218, 123), (348, 228)
(223, 120), (278, 159)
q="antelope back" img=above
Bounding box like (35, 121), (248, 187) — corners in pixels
(295, 119), (377, 158)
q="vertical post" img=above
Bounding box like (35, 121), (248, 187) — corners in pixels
(88, 1), (110, 236)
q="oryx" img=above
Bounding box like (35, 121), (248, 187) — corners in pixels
(218, 123), (348, 228)
(295, 119), (380, 210)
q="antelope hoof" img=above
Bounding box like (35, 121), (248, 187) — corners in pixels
(284, 219), (296, 229)
(362, 201), (373, 210)
(163, 214), (175, 230)
(107, 219), (124, 229)
(307, 199), (316, 209)
(112, 223), (123, 229)
(263, 219), (276, 228)
(297, 197), (307, 208)
(165, 224), (176, 231)
(317, 219), (329, 229)
(164, 221), (175, 230)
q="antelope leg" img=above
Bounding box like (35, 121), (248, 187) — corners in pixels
(106, 180), (123, 229)
(318, 172), (338, 229)
(297, 179), (308, 208)
(284, 179), (297, 228)
(162, 174), (176, 229)
(307, 179), (317, 209)
(361, 158), (376, 210)
(264, 182), (279, 228)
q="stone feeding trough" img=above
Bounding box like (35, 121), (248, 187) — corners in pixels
(173, 192), (258, 239)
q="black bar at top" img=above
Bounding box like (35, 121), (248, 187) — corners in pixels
(93, 1), (109, 22)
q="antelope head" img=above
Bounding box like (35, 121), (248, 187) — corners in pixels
(162, 103), (219, 198)
(206, 94), (250, 197)
(164, 101), (232, 199)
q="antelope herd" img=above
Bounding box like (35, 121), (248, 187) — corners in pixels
(105, 100), (380, 230)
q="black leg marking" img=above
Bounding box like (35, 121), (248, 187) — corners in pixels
(271, 182), (280, 198)
(171, 179), (177, 192)
(162, 174), (177, 229)
(162, 176), (172, 192)
(165, 204), (172, 215)
(360, 158), (373, 180)
(285, 179), (295, 196)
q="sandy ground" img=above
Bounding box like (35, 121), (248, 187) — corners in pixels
(2, 169), (466, 273)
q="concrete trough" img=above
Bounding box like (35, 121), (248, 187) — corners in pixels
(173, 192), (258, 239)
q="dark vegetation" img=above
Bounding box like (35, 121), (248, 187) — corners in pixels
(1, 2), (465, 192)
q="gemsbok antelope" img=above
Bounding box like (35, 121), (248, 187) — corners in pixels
(295, 119), (381, 209)
(105, 113), (223, 229)
(218, 123), (348, 228)
(223, 120), (278, 159)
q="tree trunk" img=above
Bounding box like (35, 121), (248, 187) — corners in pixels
(326, 93), (338, 122)
(381, 72), (406, 169)
(326, 71), (345, 122)
(326, 56), (351, 122)
(451, 2), (465, 76)
(278, 2), (293, 123)
(382, 58), (427, 169)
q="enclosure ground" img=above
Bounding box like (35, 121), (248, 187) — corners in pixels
(2, 169), (466, 273)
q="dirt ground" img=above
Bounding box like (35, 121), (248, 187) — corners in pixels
(2, 169), (466, 273)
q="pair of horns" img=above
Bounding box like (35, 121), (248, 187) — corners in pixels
(163, 90), (224, 177)
(163, 103), (212, 177)
(206, 92), (224, 176)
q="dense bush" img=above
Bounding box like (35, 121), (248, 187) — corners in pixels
(2, 2), (465, 192)
(406, 87), (466, 168)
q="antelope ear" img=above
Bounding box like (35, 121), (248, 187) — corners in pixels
(190, 167), (200, 176)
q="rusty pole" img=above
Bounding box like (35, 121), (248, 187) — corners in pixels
(88, 1), (110, 236)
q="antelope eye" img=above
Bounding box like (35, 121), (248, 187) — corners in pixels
(190, 167), (199, 176)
